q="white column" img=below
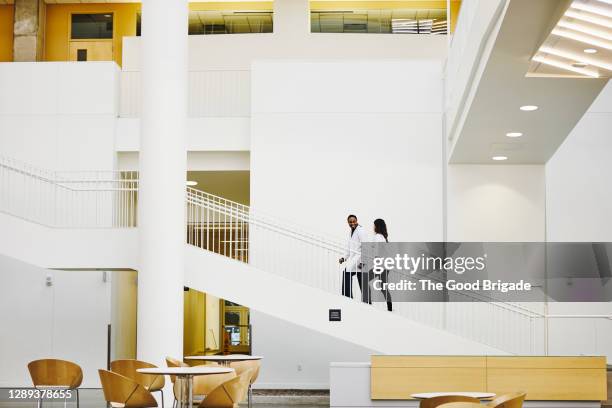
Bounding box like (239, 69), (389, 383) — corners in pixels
(273, 0), (310, 39)
(137, 0), (188, 394)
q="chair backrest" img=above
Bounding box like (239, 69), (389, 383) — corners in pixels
(487, 392), (526, 408)
(436, 403), (482, 408)
(165, 356), (188, 384)
(193, 369), (237, 397)
(27, 359), (83, 389)
(111, 359), (165, 391)
(98, 369), (158, 408)
(229, 360), (260, 385)
(420, 395), (481, 408)
(200, 368), (254, 408)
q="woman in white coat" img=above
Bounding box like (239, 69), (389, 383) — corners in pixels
(372, 218), (392, 311)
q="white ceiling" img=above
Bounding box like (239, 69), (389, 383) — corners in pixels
(529, 0), (612, 78)
(449, 0), (609, 164)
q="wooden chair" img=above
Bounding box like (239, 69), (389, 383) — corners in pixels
(166, 357), (190, 408)
(111, 359), (166, 408)
(198, 368), (254, 408)
(98, 369), (158, 408)
(229, 360), (260, 408)
(420, 395), (481, 408)
(27, 359), (83, 408)
(439, 393), (526, 408)
(486, 392), (526, 408)
(437, 403), (481, 408)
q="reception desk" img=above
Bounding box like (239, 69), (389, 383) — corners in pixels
(330, 356), (607, 408)
(371, 355), (607, 401)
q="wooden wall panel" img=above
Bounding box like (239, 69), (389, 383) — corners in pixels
(371, 355), (607, 401)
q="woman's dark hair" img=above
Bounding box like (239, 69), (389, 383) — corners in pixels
(374, 218), (388, 242)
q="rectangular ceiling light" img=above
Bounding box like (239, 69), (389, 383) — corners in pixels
(552, 28), (612, 50)
(533, 55), (600, 77)
(565, 9), (612, 27)
(557, 20), (612, 41)
(571, 2), (612, 18)
(540, 46), (612, 72)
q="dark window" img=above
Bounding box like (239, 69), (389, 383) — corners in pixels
(189, 11), (273, 34)
(76, 49), (88, 61)
(310, 9), (447, 34)
(71, 13), (113, 39)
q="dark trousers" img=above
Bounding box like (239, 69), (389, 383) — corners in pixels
(376, 270), (393, 312)
(342, 271), (371, 304)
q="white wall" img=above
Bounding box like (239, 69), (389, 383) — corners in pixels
(251, 60), (445, 242)
(544, 81), (612, 359)
(0, 254), (126, 388)
(0, 62), (118, 171)
(251, 310), (374, 389)
(447, 165), (546, 241)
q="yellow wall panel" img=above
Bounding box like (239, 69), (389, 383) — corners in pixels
(371, 367), (487, 399)
(488, 368), (607, 401)
(0, 5), (14, 62)
(45, 3), (140, 66)
(487, 356), (606, 369)
(371, 355), (607, 401)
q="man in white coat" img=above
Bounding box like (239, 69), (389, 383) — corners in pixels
(339, 214), (371, 303)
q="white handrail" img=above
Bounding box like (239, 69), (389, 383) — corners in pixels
(2, 156), (609, 355)
(0, 157), (138, 228)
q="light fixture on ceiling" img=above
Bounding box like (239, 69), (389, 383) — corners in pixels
(533, 55), (600, 77)
(186, 181), (198, 186)
(104, 14), (111, 18)
(564, 9), (612, 27)
(551, 28), (612, 50)
(571, 2), (612, 19)
(492, 156), (508, 161)
(557, 20), (612, 42)
(584, 48), (599, 54)
(520, 105), (539, 111)
(539, 46), (611, 72)
(506, 132), (523, 137)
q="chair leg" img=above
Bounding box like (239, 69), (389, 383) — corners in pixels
(76, 389), (80, 408)
(159, 389), (164, 408)
(37, 396), (42, 408)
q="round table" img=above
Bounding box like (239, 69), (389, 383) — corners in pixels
(184, 354), (263, 366)
(411, 392), (496, 400)
(184, 355), (263, 408)
(137, 366), (233, 408)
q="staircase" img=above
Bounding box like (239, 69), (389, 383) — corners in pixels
(0, 156), (546, 355)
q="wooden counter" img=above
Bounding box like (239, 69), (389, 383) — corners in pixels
(371, 355), (607, 401)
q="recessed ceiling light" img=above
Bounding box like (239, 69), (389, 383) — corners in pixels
(572, 62), (588, 68)
(492, 156), (508, 161)
(584, 48), (598, 54)
(506, 132), (523, 137)
(520, 105), (538, 111)
(186, 181), (198, 186)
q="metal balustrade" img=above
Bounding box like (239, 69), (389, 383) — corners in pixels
(0, 156), (138, 228)
(1, 156), (609, 355)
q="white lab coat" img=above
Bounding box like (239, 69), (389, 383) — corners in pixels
(343, 224), (369, 272)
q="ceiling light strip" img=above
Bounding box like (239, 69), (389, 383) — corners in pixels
(565, 9), (612, 27)
(532, 55), (600, 77)
(540, 46), (612, 72)
(551, 28), (612, 50)
(571, 2), (612, 19)
(557, 20), (612, 41)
